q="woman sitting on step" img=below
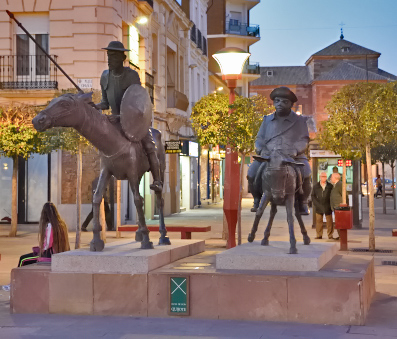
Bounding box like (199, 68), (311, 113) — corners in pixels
(18, 202), (70, 267)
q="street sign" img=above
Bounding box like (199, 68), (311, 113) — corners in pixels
(165, 140), (182, 154)
(77, 79), (93, 89)
(169, 276), (189, 315)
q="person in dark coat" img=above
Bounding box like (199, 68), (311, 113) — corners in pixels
(94, 41), (162, 192)
(81, 177), (113, 232)
(312, 171), (334, 239)
(247, 87), (311, 214)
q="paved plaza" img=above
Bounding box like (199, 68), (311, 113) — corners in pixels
(0, 197), (396, 338)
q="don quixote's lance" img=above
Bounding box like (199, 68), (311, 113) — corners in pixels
(6, 10), (83, 93)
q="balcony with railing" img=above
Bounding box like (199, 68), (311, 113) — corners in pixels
(225, 20), (260, 38)
(167, 86), (189, 111)
(197, 29), (202, 50)
(243, 62), (260, 75)
(0, 55), (58, 90)
(190, 24), (197, 44)
(145, 72), (154, 104)
(138, 0), (153, 7)
(202, 37), (207, 56)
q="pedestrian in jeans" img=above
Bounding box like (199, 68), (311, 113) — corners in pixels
(312, 171), (334, 239)
(375, 174), (382, 198)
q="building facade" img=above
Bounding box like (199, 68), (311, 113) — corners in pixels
(205, 0), (261, 200)
(0, 0), (203, 229)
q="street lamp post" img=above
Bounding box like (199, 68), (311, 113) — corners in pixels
(212, 47), (250, 248)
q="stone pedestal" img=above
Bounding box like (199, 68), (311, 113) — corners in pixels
(216, 241), (337, 272)
(52, 239), (204, 274)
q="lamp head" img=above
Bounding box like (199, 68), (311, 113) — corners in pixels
(212, 47), (250, 80)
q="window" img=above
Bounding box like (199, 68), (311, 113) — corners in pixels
(16, 33), (49, 77)
(267, 70), (273, 77)
(129, 25), (140, 67)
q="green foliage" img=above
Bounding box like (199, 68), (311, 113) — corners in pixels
(191, 93), (230, 146)
(318, 82), (397, 158)
(0, 104), (43, 159)
(191, 93), (272, 153)
(226, 95), (272, 154)
(372, 141), (397, 165)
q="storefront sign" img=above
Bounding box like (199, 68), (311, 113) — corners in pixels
(165, 140), (182, 154)
(310, 150), (341, 158)
(169, 276), (189, 315)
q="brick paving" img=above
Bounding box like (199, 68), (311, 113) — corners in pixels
(0, 197), (396, 338)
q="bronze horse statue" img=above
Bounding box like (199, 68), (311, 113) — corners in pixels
(247, 149), (311, 254)
(32, 91), (170, 251)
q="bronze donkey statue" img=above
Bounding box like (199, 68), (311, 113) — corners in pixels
(32, 90), (170, 251)
(247, 149), (311, 254)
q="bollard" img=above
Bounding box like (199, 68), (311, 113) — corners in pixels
(334, 204), (353, 251)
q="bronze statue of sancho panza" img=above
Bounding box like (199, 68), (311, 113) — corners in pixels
(247, 87), (312, 214)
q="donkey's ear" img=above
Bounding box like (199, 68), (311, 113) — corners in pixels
(77, 91), (93, 103)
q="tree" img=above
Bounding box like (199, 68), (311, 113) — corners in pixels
(191, 93), (272, 244)
(225, 95), (272, 244)
(318, 82), (397, 251)
(0, 103), (71, 236)
(371, 141), (397, 213)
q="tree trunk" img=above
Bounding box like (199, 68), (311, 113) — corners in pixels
(392, 163), (396, 210)
(75, 147), (82, 249)
(381, 162), (386, 214)
(237, 153), (245, 245)
(116, 180), (121, 238)
(342, 159), (347, 204)
(9, 156), (18, 237)
(366, 144), (375, 251)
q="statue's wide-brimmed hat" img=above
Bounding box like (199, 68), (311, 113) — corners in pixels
(102, 41), (130, 52)
(270, 87), (298, 103)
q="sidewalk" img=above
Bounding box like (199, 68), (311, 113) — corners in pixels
(0, 197), (396, 338)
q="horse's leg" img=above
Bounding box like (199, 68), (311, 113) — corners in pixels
(128, 176), (153, 249)
(286, 195), (297, 254)
(90, 168), (111, 252)
(248, 193), (270, 242)
(157, 190), (170, 245)
(261, 203), (278, 246)
(295, 196), (311, 245)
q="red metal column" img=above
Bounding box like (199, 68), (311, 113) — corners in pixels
(223, 80), (239, 248)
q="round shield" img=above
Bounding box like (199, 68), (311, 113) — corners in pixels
(120, 84), (152, 142)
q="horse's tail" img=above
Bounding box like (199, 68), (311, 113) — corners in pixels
(151, 128), (166, 183)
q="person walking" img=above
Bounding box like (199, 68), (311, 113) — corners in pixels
(312, 171), (334, 239)
(375, 174), (382, 198)
(330, 172), (347, 240)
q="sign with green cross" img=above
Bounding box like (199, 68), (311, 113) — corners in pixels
(169, 276), (189, 315)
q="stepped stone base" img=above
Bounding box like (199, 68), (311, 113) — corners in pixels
(216, 241), (337, 272)
(52, 239), (204, 274)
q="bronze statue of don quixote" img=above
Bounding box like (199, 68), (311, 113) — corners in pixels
(6, 11), (169, 251)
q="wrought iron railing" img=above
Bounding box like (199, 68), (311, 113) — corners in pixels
(225, 20), (260, 37)
(202, 37), (207, 56)
(243, 62), (260, 75)
(145, 72), (154, 103)
(128, 60), (140, 72)
(197, 29), (202, 50)
(0, 54), (58, 90)
(190, 23), (197, 44)
(138, 0), (153, 7)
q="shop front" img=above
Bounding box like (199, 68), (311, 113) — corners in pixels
(310, 150), (362, 229)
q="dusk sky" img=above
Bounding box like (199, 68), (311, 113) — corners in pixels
(249, 0), (397, 76)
